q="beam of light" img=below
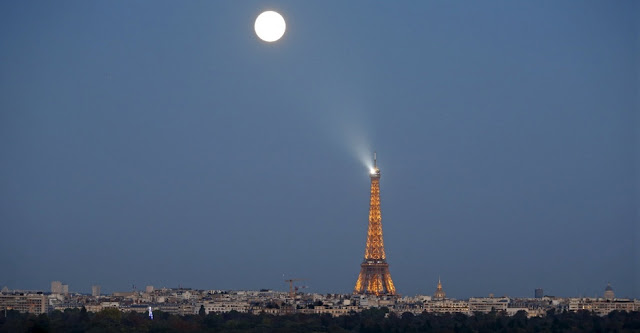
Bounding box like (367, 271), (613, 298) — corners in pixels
(331, 105), (374, 173)
(300, 80), (374, 174)
(349, 134), (374, 172)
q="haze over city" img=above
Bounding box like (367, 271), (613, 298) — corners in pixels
(1, 1), (638, 299)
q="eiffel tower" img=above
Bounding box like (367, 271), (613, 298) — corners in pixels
(354, 153), (396, 295)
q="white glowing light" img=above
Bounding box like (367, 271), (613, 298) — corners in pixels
(370, 168), (376, 174)
(254, 11), (286, 42)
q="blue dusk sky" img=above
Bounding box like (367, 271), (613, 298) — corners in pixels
(1, 1), (638, 299)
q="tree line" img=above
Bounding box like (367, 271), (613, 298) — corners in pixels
(1, 306), (640, 332)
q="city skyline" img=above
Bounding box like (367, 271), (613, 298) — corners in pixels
(0, 278), (630, 301)
(2, 281), (637, 320)
(1, 1), (638, 299)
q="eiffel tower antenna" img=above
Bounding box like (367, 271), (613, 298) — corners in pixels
(354, 152), (396, 295)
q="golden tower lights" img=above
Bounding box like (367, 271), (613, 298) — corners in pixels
(354, 153), (396, 295)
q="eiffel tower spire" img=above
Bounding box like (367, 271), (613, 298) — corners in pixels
(354, 152), (396, 295)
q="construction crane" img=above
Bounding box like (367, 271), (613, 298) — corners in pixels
(284, 279), (306, 300)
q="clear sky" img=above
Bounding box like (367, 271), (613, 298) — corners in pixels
(1, 1), (638, 299)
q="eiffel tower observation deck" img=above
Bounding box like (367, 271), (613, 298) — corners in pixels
(354, 153), (396, 295)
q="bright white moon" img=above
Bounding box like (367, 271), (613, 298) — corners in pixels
(254, 11), (286, 42)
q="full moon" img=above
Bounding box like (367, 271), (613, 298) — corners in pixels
(254, 11), (286, 42)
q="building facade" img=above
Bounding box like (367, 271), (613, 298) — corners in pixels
(51, 281), (62, 294)
(0, 293), (47, 315)
(534, 288), (543, 299)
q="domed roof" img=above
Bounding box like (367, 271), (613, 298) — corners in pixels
(433, 277), (446, 299)
(605, 283), (613, 291)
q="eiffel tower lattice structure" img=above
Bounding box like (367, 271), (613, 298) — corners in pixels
(353, 153), (396, 296)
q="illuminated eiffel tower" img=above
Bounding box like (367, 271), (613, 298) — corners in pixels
(354, 153), (396, 295)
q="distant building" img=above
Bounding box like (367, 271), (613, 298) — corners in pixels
(145, 286), (154, 293)
(198, 300), (249, 314)
(604, 283), (614, 300)
(424, 299), (469, 314)
(84, 304), (103, 313)
(159, 303), (196, 316)
(569, 298), (638, 315)
(92, 285), (101, 297)
(433, 278), (446, 300)
(101, 302), (119, 309)
(113, 292), (135, 297)
(62, 284), (69, 295)
(468, 297), (509, 313)
(535, 288), (543, 299)
(51, 281), (63, 294)
(0, 293), (47, 315)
